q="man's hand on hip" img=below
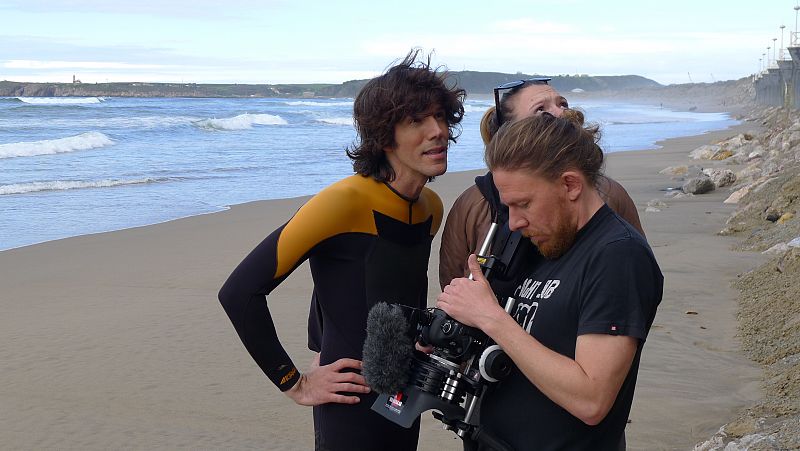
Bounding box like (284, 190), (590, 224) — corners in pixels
(285, 358), (370, 406)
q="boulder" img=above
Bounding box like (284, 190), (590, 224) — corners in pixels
(689, 145), (719, 160)
(711, 149), (734, 160)
(659, 165), (688, 176)
(724, 185), (751, 204)
(764, 208), (781, 222)
(682, 175), (715, 194)
(787, 131), (800, 149)
(702, 168), (737, 188)
(724, 133), (751, 148)
(763, 242), (790, 255)
(736, 165), (763, 182)
(770, 194), (795, 213)
(762, 160), (781, 176)
(748, 147), (765, 160)
(777, 212), (795, 224)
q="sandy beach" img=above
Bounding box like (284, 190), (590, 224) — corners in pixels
(0, 120), (770, 449)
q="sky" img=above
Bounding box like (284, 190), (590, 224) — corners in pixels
(1, 0), (797, 86)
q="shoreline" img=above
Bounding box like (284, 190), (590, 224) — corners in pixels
(0, 105), (745, 254)
(0, 115), (768, 449)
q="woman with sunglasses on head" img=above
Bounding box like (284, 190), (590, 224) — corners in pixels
(438, 79), (644, 289)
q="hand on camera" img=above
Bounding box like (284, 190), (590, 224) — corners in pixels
(415, 342), (434, 354)
(285, 357), (371, 406)
(437, 254), (503, 329)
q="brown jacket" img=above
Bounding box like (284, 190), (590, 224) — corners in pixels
(438, 175), (644, 289)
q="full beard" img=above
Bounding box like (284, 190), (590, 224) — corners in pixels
(534, 207), (577, 260)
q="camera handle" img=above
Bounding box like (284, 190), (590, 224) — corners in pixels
(470, 223), (500, 281)
(434, 405), (514, 451)
(455, 216), (518, 450)
(438, 219), (507, 427)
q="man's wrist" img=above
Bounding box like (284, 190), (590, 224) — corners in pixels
(276, 366), (301, 392)
(478, 300), (514, 337)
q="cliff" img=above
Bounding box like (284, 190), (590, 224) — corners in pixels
(1, 72), (662, 99)
(0, 81), (335, 98)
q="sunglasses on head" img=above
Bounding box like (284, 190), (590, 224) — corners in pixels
(493, 77), (552, 126)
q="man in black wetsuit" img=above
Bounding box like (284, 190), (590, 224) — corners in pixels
(218, 50), (465, 451)
(437, 114), (662, 450)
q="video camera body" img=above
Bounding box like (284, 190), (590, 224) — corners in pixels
(367, 221), (535, 450)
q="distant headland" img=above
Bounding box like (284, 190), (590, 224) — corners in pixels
(0, 71), (662, 98)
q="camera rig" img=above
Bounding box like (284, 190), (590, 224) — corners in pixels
(370, 220), (534, 450)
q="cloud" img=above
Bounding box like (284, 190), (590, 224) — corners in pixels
(489, 18), (575, 35)
(0, 0), (289, 19)
(0, 36), (178, 62)
(4, 60), (169, 70)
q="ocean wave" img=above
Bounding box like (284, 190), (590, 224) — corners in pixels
(0, 131), (115, 159)
(193, 113), (288, 130)
(0, 115), (199, 131)
(15, 97), (105, 105)
(65, 115), (197, 129)
(0, 177), (160, 195)
(464, 104), (491, 114)
(604, 119), (687, 125)
(284, 101), (353, 107)
(316, 117), (353, 126)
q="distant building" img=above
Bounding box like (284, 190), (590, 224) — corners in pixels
(72, 74), (82, 84)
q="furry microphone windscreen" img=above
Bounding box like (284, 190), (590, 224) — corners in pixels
(362, 302), (414, 394)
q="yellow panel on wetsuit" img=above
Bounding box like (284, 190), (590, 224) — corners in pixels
(275, 174), (442, 279)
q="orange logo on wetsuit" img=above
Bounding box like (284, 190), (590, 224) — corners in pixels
(280, 367), (297, 385)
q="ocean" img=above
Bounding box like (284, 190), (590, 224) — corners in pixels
(0, 96), (737, 251)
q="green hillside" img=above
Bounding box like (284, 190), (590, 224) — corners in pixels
(0, 72), (661, 98)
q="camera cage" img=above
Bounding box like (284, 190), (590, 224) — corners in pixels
(370, 220), (533, 450)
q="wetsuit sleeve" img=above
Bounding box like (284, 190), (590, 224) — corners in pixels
(218, 224), (302, 391)
(218, 187), (364, 391)
(577, 238), (662, 341)
(438, 185), (491, 289)
(600, 177), (645, 239)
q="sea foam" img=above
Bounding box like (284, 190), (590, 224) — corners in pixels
(0, 115), (199, 131)
(463, 104), (491, 114)
(317, 117), (353, 126)
(16, 97), (105, 105)
(0, 178), (158, 195)
(285, 101), (353, 107)
(0, 131), (115, 159)
(193, 113), (288, 130)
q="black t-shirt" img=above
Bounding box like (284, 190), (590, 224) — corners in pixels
(479, 204), (663, 451)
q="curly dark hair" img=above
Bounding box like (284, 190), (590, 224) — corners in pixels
(347, 49), (466, 182)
